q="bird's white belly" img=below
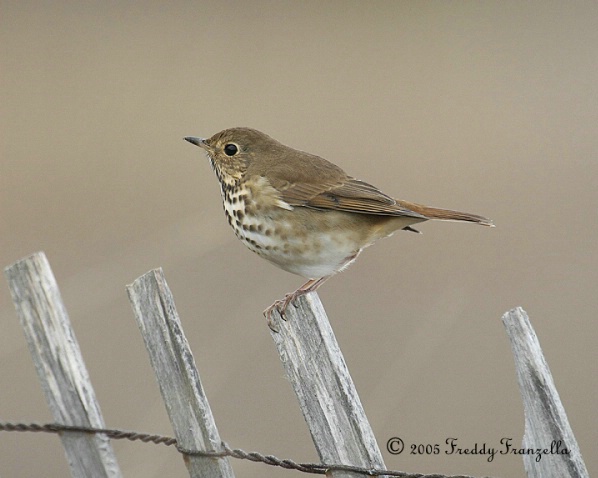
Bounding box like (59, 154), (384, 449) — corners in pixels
(246, 223), (361, 278)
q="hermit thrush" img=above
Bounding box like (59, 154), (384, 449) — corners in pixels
(185, 128), (493, 329)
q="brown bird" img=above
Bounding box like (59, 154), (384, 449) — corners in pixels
(185, 128), (493, 329)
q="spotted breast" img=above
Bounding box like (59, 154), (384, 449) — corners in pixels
(217, 176), (371, 280)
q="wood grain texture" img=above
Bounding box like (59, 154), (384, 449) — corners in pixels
(127, 269), (235, 478)
(269, 292), (386, 478)
(502, 307), (589, 478)
(4, 252), (122, 478)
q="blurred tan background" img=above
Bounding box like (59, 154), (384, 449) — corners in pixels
(1, 1), (597, 477)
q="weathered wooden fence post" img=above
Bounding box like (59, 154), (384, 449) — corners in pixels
(127, 268), (235, 478)
(4, 252), (122, 478)
(269, 293), (387, 478)
(502, 307), (589, 478)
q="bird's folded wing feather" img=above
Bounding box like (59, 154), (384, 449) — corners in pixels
(273, 177), (427, 218)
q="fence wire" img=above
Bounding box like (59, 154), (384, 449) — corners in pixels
(0, 421), (495, 478)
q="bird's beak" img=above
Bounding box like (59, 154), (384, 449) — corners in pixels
(184, 136), (207, 149)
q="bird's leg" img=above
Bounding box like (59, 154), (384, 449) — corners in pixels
(264, 276), (331, 331)
(289, 276), (330, 306)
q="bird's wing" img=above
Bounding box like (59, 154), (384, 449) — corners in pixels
(272, 177), (427, 218)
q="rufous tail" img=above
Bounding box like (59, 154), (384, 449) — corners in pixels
(398, 200), (494, 227)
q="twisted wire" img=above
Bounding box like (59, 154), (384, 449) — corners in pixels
(0, 422), (494, 478)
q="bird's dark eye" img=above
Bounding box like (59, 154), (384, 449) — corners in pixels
(224, 143), (238, 156)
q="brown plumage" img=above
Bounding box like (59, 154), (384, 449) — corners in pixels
(185, 127), (493, 329)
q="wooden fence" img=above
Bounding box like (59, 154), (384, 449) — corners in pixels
(3, 251), (589, 478)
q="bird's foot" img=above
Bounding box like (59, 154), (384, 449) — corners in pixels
(263, 277), (331, 332)
(263, 289), (307, 332)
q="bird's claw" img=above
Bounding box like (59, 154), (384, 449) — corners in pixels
(264, 301), (283, 332)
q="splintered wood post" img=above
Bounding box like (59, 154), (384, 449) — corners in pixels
(502, 307), (589, 478)
(269, 293), (386, 478)
(127, 269), (235, 478)
(3, 252), (122, 478)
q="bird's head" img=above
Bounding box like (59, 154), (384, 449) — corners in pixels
(185, 127), (283, 186)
